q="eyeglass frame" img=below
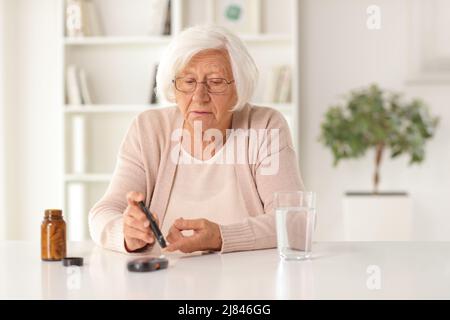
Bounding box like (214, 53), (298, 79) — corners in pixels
(172, 77), (235, 94)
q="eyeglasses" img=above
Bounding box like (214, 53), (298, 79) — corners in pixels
(172, 77), (235, 94)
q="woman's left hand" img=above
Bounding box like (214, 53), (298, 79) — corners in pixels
(165, 218), (222, 253)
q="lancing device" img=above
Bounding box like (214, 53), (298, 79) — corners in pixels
(138, 201), (167, 248)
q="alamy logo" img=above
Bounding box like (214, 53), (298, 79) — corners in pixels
(66, 266), (81, 290)
(366, 265), (381, 290)
(366, 5), (381, 30)
(170, 121), (280, 175)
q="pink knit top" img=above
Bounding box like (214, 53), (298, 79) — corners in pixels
(88, 103), (304, 254)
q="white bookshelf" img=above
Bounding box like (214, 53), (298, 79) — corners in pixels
(64, 35), (173, 46)
(59, 0), (300, 240)
(64, 34), (291, 46)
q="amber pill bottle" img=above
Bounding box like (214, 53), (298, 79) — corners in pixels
(41, 209), (66, 261)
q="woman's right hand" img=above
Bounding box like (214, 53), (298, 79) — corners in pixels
(123, 191), (157, 252)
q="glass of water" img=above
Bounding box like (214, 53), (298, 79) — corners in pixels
(275, 191), (316, 260)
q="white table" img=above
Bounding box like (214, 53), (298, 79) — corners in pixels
(1, 241), (450, 299)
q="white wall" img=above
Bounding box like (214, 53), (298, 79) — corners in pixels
(0, 0), (20, 241)
(298, 0), (450, 241)
(2, 0), (62, 241)
(0, 0), (6, 240)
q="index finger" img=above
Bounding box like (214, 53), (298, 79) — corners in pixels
(126, 191), (145, 207)
(174, 218), (204, 231)
(128, 208), (160, 228)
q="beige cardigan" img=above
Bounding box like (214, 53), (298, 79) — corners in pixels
(88, 103), (304, 254)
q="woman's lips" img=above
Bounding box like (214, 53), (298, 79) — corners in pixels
(191, 111), (212, 116)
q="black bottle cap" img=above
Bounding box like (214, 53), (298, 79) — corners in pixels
(63, 257), (84, 267)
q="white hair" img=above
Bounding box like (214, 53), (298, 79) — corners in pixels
(156, 25), (259, 111)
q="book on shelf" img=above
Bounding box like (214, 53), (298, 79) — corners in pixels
(277, 66), (292, 104)
(265, 65), (292, 104)
(149, 63), (159, 104)
(162, 0), (172, 36)
(65, 0), (103, 37)
(84, 0), (103, 36)
(265, 65), (280, 104)
(71, 115), (87, 173)
(78, 68), (92, 104)
(66, 65), (82, 105)
(66, 65), (93, 105)
(148, 0), (170, 35)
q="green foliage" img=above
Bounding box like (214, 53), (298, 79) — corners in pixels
(319, 84), (439, 167)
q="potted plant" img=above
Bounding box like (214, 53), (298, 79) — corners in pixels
(319, 84), (439, 240)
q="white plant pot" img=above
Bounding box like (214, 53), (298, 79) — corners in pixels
(343, 193), (412, 241)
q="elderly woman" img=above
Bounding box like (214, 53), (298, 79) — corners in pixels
(89, 25), (304, 255)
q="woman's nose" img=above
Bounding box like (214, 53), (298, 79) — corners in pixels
(192, 82), (210, 103)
